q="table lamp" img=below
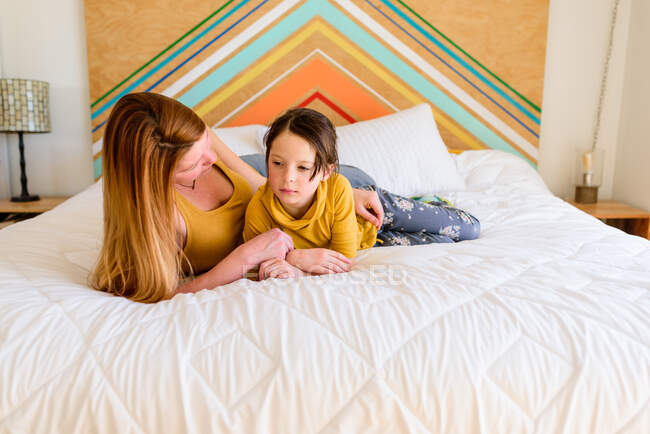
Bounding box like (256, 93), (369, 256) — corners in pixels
(0, 78), (51, 202)
(575, 149), (605, 203)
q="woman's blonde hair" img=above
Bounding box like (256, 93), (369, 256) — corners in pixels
(90, 92), (205, 303)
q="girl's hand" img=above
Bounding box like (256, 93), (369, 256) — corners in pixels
(242, 228), (294, 265)
(286, 248), (353, 275)
(258, 258), (303, 280)
(352, 188), (384, 230)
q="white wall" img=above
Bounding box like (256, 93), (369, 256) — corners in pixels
(0, 0), (93, 199)
(0, 35), (10, 198)
(613, 0), (650, 211)
(538, 0), (632, 201)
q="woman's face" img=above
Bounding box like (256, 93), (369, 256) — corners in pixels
(174, 128), (217, 186)
(267, 130), (331, 217)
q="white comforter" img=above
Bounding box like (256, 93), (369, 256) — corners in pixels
(1, 151), (649, 433)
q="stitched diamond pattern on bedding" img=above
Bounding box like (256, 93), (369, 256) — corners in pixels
(1, 151), (649, 433)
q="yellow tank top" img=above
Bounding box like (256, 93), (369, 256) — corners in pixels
(175, 160), (253, 274)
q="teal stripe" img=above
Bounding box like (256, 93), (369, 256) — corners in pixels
(179, 8), (311, 105)
(180, 0), (532, 164)
(94, 157), (102, 179)
(382, 0), (540, 125)
(91, 0), (238, 108)
(396, 0), (541, 113)
(91, 0), (251, 120)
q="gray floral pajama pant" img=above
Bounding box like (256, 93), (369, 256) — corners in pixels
(362, 186), (481, 247)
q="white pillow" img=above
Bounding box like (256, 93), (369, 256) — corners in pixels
(213, 125), (266, 156)
(336, 103), (465, 196)
(453, 150), (550, 194)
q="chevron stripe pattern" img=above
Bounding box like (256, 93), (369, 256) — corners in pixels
(85, 0), (548, 178)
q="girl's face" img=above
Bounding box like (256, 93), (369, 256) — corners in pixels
(174, 128), (217, 187)
(267, 130), (332, 218)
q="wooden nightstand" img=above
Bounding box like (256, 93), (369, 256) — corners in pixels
(0, 197), (70, 229)
(568, 200), (650, 240)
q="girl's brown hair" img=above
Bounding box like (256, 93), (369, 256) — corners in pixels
(263, 107), (339, 180)
(90, 92), (205, 303)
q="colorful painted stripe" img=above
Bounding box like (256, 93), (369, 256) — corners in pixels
(396, 0), (541, 113)
(194, 21), (483, 151)
(215, 49), (398, 127)
(380, 0), (540, 125)
(180, 0), (532, 160)
(370, 0), (540, 137)
(299, 91), (357, 123)
(223, 54), (392, 126)
(89, 0), (543, 176)
(164, 0), (302, 99)
(90, 0), (238, 108)
(333, 0), (538, 159)
(91, 0), (258, 120)
(92, 0), (300, 150)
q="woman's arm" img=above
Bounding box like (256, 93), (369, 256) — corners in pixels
(176, 244), (258, 294)
(207, 128), (266, 192)
(175, 228), (293, 294)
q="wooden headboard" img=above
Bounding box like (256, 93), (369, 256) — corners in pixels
(84, 0), (549, 177)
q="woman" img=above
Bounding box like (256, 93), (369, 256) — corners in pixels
(90, 92), (383, 303)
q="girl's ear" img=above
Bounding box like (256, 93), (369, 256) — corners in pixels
(321, 164), (335, 181)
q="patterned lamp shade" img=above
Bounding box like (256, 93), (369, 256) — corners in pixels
(0, 78), (51, 133)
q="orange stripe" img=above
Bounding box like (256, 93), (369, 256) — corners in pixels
(224, 56), (392, 126)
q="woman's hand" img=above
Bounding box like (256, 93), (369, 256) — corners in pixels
(241, 228), (294, 265)
(286, 248), (352, 275)
(352, 188), (384, 230)
(258, 258), (304, 280)
(175, 229), (293, 295)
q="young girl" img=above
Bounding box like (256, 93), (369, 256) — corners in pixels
(243, 108), (480, 279)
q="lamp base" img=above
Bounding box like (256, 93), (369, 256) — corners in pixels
(575, 185), (598, 204)
(10, 132), (40, 203)
(11, 194), (40, 203)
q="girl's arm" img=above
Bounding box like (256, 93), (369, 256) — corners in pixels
(328, 177), (364, 258)
(285, 178), (357, 274)
(258, 257), (305, 280)
(175, 228), (293, 294)
(208, 128), (266, 192)
(285, 248), (351, 275)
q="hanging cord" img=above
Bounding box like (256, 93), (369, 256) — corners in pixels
(591, 0), (621, 151)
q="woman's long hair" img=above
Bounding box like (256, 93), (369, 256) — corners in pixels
(90, 92), (205, 303)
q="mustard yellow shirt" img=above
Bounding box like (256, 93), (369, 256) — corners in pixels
(243, 173), (377, 258)
(175, 159), (253, 274)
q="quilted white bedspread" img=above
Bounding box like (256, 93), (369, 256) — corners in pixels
(1, 151), (649, 433)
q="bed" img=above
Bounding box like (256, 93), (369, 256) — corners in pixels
(1, 106), (649, 433)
